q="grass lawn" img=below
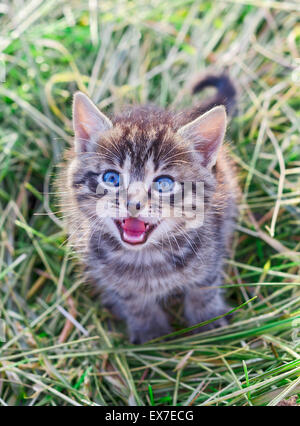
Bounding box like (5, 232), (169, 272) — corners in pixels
(0, 0), (300, 406)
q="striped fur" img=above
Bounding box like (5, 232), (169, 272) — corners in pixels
(58, 75), (239, 343)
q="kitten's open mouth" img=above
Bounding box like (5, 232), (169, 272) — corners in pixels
(114, 218), (156, 245)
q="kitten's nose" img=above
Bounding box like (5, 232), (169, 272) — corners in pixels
(127, 200), (142, 216)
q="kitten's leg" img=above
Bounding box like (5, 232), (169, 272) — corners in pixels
(184, 282), (230, 332)
(102, 290), (172, 344)
(102, 290), (127, 320)
(126, 301), (172, 344)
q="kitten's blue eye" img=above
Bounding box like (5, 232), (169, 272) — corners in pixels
(103, 170), (120, 187)
(153, 176), (175, 193)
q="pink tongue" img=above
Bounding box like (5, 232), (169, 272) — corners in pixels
(121, 218), (146, 244)
(122, 218), (146, 234)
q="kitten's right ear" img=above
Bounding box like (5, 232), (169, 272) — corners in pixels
(73, 92), (112, 153)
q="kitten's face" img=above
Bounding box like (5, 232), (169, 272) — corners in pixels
(71, 93), (226, 250)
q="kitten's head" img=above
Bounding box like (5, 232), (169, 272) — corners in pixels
(70, 92), (227, 250)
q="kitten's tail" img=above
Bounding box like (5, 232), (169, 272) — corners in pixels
(188, 74), (236, 121)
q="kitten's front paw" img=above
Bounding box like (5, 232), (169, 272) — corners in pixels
(129, 323), (172, 344)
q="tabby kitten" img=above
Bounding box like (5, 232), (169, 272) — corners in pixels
(58, 75), (238, 344)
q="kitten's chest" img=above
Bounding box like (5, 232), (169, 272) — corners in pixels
(87, 243), (212, 297)
(89, 248), (171, 291)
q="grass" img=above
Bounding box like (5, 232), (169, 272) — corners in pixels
(0, 0), (300, 406)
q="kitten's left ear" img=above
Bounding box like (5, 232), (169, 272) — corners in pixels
(178, 106), (227, 169)
(73, 92), (112, 153)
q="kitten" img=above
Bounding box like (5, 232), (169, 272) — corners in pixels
(58, 74), (238, 344)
